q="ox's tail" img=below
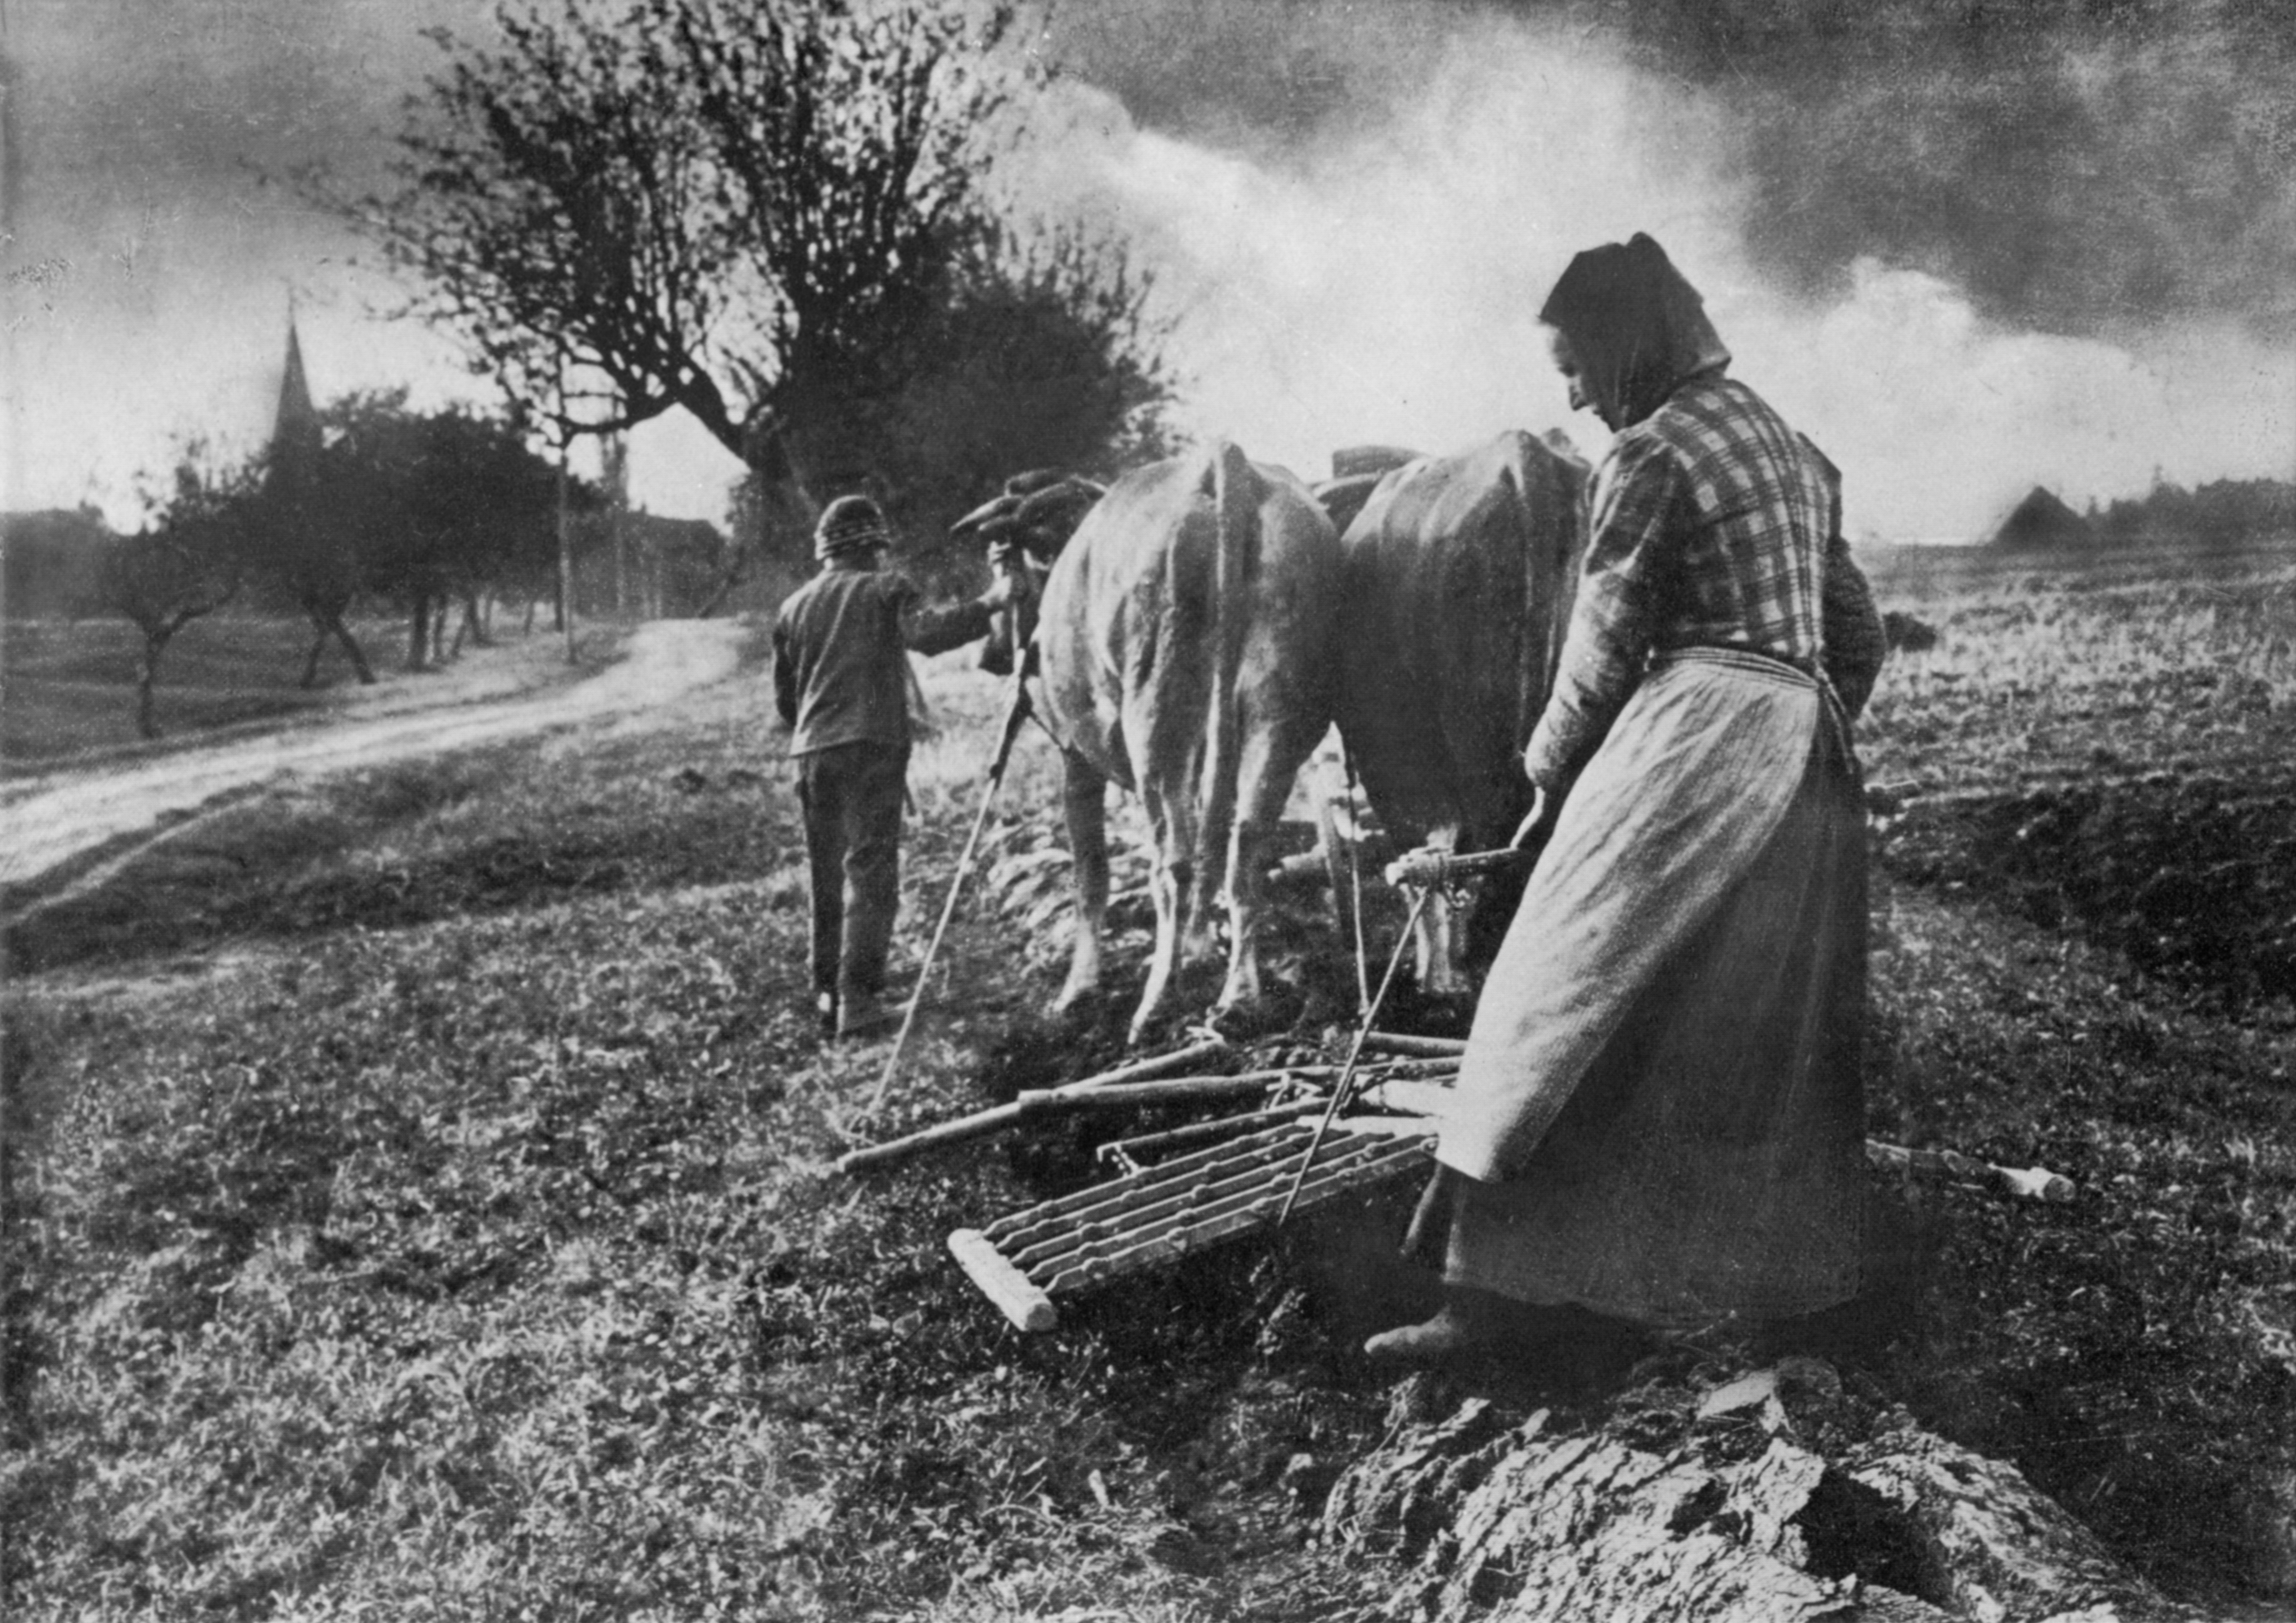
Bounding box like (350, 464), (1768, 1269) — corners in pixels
(1199, 440), (1257, 915)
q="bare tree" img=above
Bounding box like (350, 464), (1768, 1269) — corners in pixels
(105, 455), (246, 739)
(341, 0), (1026, 514)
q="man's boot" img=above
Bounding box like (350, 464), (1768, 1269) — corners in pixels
(836, 987), (899, 1042)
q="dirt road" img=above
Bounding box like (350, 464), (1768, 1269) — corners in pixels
(0, 619), (752, 892)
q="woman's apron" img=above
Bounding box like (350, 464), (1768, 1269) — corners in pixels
(1437, 648), (1868, 1326)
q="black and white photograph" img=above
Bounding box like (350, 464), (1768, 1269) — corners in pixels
(4, 1), (2294, 1617)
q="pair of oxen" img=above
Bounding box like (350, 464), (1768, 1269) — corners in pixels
(956, 431), (1592, 1045)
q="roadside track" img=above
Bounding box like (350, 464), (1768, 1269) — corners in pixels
(0, 619), (749, 893)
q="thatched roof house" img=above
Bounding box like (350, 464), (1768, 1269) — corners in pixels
(1, 507), (114, 619)
(1988, 485), (2093, 551)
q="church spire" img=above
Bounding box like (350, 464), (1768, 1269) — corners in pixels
(274, 319), (319, 454)
(266, 315), (322, 501)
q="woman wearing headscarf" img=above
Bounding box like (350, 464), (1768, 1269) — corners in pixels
(1366, 233), (1886, 1362)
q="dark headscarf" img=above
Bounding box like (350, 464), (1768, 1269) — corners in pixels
(1539, 233), (1731, 430)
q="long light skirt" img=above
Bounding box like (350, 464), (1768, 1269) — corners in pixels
(1438, 651), (1867, 1327)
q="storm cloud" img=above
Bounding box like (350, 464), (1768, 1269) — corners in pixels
(1018, 0), (2296, 537)
(1049, 0), (2296, 341)
(5, 0), (2291, 536)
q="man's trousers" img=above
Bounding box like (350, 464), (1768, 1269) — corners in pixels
(796, 741), (908, 1007)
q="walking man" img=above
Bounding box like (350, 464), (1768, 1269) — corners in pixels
(773, 495), (1017, 1040)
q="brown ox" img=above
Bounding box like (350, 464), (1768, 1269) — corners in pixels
(1321, 427), (1884, 999)
(963, 442), (1340, 1043)
(1321, 430), (1591, 997)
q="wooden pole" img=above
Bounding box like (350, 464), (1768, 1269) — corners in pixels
(1069, 1036), (1233, 1091)
(1275, 885), (1432, 1228)
(1341, 746), (1369, 1013)
(556, 455), (574, 661)
(1362, 1031), (1468, 1059)
(1098, 1100), (1328, 1168)
(860, 644), (1039, 1120)
(555, 351), (577, 665)
(836, 1068), (1297, 1175)
(1866, 1140), (2075, 1203)
(1014, 1073), (1298, 1113)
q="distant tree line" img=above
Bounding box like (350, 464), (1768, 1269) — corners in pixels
(0, 394), (690, 737)
(2090, 476), (2296, 550)
(273, 389), (589, 680)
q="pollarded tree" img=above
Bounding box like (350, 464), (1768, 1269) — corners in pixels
(107, 448), (249, 739)
(335, 0), (1172, 565)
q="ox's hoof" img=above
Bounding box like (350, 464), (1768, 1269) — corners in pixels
(1049, 984), (1111, 1036)
(1204, 990), (1297, 1042)
(1415, 990), (1478, 1040)
(1382, 983), (1477, 1041)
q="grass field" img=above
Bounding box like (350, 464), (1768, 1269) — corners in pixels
(4, 547), (2295, 1618)
(1, 608), (571, 770)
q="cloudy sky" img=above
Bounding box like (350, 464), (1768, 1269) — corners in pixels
(5, 0), (2293, 541)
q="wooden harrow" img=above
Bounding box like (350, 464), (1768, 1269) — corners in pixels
(827, 1030), (2076, 1334)
(947, 1115), (1437, 1333)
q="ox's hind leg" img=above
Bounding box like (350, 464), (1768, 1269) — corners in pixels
(1211, 727), (1316, 1022)
(1052, 753), (1111, 1016)
(1182, 831), (1223, 966)
(1127, 785), (1193, 1046)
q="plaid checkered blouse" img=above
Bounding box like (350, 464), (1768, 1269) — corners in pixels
(1524, 374), (1843, 790)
